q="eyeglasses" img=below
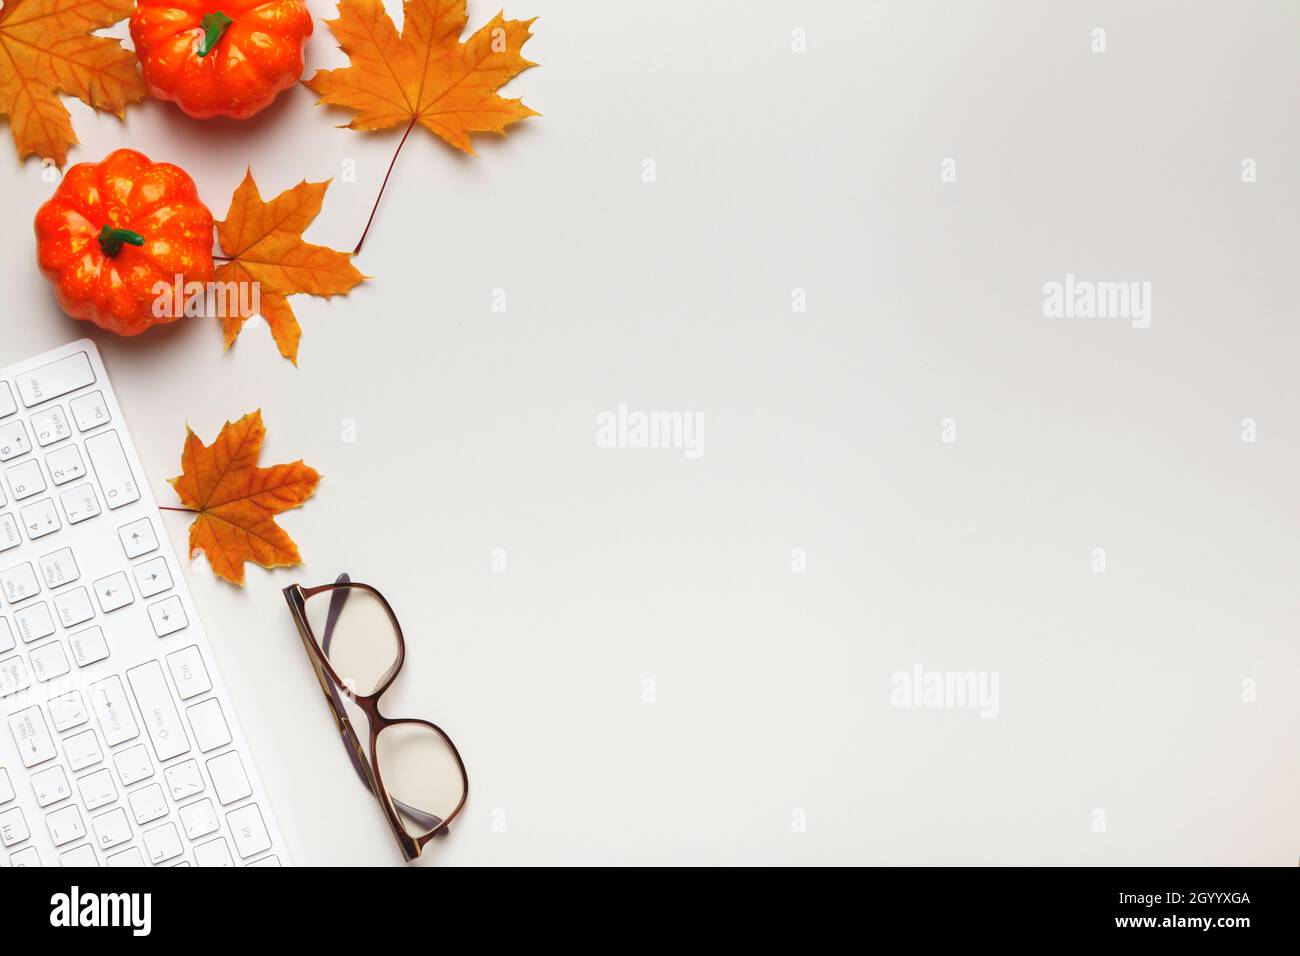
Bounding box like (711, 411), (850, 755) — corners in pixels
(283, 574), (468, 861)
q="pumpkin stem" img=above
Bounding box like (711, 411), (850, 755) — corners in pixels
(198, 12), (233, 56)
(98, 225), (145, 258)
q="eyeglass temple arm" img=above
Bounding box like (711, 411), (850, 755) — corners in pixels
(322, 575), (448, 835)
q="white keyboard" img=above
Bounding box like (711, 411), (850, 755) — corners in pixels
(0, 340), (288, 867)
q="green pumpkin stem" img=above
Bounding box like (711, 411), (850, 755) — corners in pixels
(198, 12), (234, 56)
(97, 225), (145, 258)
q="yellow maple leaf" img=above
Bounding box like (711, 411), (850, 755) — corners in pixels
(0, 0), (146, 165)
(215, 170), (366, 364)
(169, 410), (321, 586)
(306, 0), (539, 154)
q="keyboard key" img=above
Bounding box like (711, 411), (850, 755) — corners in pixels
(58, 484), (100, 524)
(6, 459), (45, 499)
(0, 807), (30, 846)
(45, 444), (86, 485)
(68, 625), (109, 667)
(30, 765), (71, 806)
(246, 855), (280, 867)
(0, 562), (39, 602)
(210, 764), (255, 812)
(127, 783), (168, 825)
(187, 698), (231, 752)
(38, 548), (79, 588)
(0, 513), (18, 551)
(127, 660), (190, 762)
(0, 618), (12, 653)
(193, 836), (234, 867)
(77, 768), (117, 811)
(54, 587), (94, 627)
(9, 846), (40, 865)
(48, 691), (88, 732)
(94, 571), (132, 613)
(64, 728), (103, 771)
(19, 497), (59, 539)
(132, 557), (173, 598)
(91, 806), (131, 849)
(16, 351), (95, 408)
(0, 383), (14, 418)
(118, 518), (158, 559)
(163, 758), (204, 800)
(167, 645), (212, 700)
(227, 804), (271, 858)
(0, 768), (11, 803)
(143, 821), (183, 864)
(31, 405), (70, 447)
(105, 846), (145, 867)
(14, 602), (54, 642)
(113, 744), (154, 786)
(70, 391), (111, 432)
(85, 431), (139, 510)
(30, 640), (70, 681)
(59, 843), (98, 866)
(8, 706), (56, 766)
(148, 595), (187, 636)
(0, 655), (31, 697)
(45, 804), (86, 846)
(0, 419), (31, 461)
(89, 675), (139, 746)
(179, 798), (219, 840)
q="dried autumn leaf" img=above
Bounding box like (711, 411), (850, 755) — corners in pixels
(169, 410), (321, 586)
(215, 170), (366, 364)
(306, 0), (538, 154)
(0, 0), (147, 165)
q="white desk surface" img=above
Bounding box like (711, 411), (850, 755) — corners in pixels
(3, 1), (1297, 865)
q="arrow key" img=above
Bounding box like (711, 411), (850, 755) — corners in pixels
(132, 556), (172, 598)
(93, 571), (133, 613)
(148, 595), (187, 637)
(117, 517), (158, 559)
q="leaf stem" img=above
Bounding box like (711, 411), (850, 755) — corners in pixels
(353, 117), (417, 256)
(158, 506), (197, 513)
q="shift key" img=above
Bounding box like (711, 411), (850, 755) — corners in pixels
(127, 661), (190, 761)
(85, 430), (139, 509)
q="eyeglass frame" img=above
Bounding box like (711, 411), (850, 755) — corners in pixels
(282, 576), (469, 861)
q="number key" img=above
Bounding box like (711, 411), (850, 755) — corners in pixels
(45, 445), (86, 485)
(0, 420), (30, 461)
(30, 406), (70, 447)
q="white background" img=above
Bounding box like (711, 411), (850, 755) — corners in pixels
(3, 1), (1298, 865)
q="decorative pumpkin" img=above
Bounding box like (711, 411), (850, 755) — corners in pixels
(130, 0), (313, 120)
(35, 149), (215, 336)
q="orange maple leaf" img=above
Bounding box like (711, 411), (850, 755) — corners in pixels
(0, 0), (147, 166)
(306, 0), (539, 154)
(215, 170), (366, 364)
(169, 410), (321, 587)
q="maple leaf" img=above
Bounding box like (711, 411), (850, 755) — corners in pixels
(0, 0), (146, 165)
(306, 0), (539, 154)
(169, 410), (321, 587)
(215, 170), (366, 364)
